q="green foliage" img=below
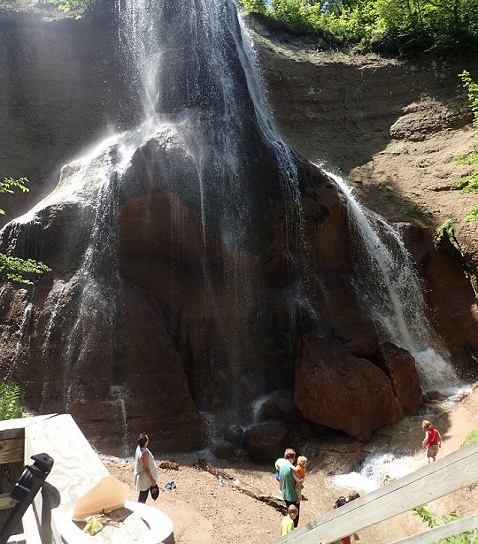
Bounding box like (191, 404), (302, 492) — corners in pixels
(451, 71), (478, 219)
(259, 0), (319, 33)
(465, 204), (478, 222)
(460, 70), (478, 129)
(0, 177), (29, 215)
(236, 0), (268, 14)
(0, 178), (51, 285)
(398, 199), (430, 217)
(433, 219), (457, 247)
(0, 382), (22, 421)
(461, 427), (478, 447)
(0, 254), (51, 285)
(45, 0), (97, 15)
(414, 505), (439, 528)
(239, 0), (478, 54)
(454, 146), (478, 194)
(413, 505), (478, 543)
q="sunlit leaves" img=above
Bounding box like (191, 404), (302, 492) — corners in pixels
(238, 0), (478, 54)
(0, 382), (22, 421)
(0, 178), (51, 285)
(413, 506), (478, 543)
(0, 177), (29, 215)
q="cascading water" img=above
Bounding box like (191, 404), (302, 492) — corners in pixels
(330, 451), (421, 493)
(326, 169), (459, 392)
(325, 170), (467, 495)
(110, 385), (130, 458)
(0, 0), (465, 454)
(8, 302), (33, 381)
(113, 0), (303, 429)
(9, 138), (124, 411)
(0, 0), (304, 445)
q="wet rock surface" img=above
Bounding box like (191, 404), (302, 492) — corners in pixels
(1, 3), (478, 453)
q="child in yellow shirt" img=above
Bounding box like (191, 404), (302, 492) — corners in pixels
(281, 504), (298, 535)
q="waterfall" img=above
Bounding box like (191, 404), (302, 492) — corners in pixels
(7, 302), (33, 381)
(326, 170), (459, 391)
(0, 0), (303, 435)
(110, 385), (130, 458)
(113, 0), (303, 427)
(118, 0), (301, 240)
(0, 0), (464, 452)
(4, 137), (125, 410)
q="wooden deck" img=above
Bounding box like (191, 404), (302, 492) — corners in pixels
(273, 439), (478, 543)
(0, 414), (173, 544)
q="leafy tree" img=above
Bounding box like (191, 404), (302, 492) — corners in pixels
(0, 178), (51, 285)
(269, 0), (316, 32)
(237, 0), (268, 13)
(0, 382), (22, 420)
(0, 177), (29, 208)
(459, 70), (478, 130)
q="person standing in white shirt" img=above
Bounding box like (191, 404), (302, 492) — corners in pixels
(134, 433), (158, 503)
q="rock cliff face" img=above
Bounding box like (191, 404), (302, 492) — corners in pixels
(0, 3), (477, 455)
(246, 15), (478, 372)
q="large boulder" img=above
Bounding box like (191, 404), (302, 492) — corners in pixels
(255, 389), (303, 424)
(294, 336), (403, 441)
(377, 342), (422, 414)
(243, 420), (289, 461)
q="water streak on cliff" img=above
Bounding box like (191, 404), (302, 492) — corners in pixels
(328, 170), (458, 390)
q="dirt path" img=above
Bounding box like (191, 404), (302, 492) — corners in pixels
(100, 383), (478, 543)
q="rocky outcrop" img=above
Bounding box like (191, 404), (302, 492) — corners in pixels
(247, 18), (478, 372)
(248, 15), (473, 176)
(243, 420), (289, 461)
(377, 342), (423, 414)
(1, 3), (477, 454)
(294, 336), (403, 442)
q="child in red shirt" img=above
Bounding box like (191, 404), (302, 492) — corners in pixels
(422, 420), (443, 463)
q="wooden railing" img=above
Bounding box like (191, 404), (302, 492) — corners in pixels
(273, 440), (478, 544)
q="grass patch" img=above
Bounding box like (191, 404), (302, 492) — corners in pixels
(398, 199), (431, 218)
(461, 427), (478, 448)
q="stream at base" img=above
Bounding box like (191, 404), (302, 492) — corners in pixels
(328, 386), (471, 494)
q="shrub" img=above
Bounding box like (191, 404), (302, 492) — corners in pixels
(0, 382), (22, 421)
(414, 505), (478, 543)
